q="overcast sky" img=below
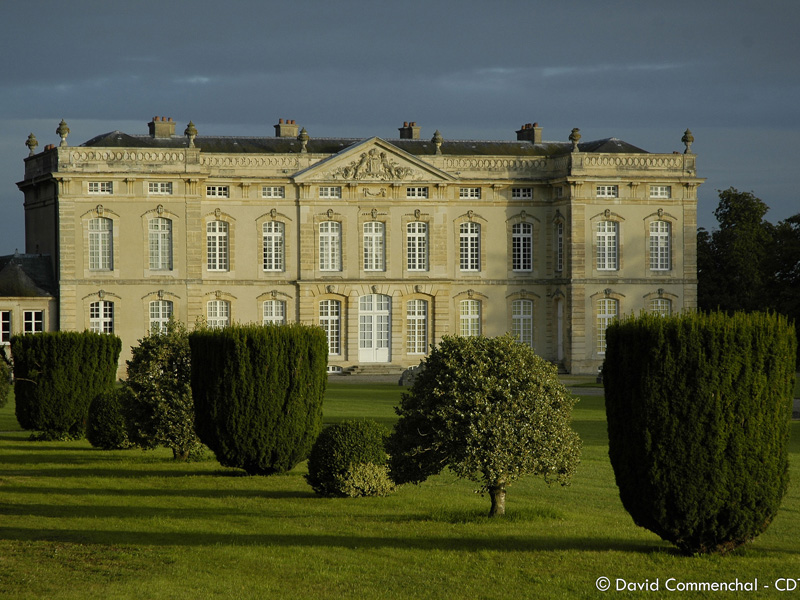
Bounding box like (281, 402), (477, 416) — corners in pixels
(1, 0), (798, 254)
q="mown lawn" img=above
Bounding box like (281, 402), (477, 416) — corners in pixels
(0, 382), (798, 599)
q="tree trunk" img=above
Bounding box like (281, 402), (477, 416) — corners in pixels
(488, 481), (506, 517)
(172, 447), (189, 461)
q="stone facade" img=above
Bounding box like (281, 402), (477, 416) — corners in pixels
(17, 118), (703, 376)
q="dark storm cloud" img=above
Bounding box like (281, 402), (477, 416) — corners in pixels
(1, 0), (799, 251)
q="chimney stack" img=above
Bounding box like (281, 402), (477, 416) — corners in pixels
(148, 116), (176, 138)
(516, 122), (542, 143)
(399, 121), (421, 139)
(275, 118), (299, 138)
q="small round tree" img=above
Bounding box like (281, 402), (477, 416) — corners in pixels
(190, 323), (327, 475)
(306, 420), (393, 497)
(604, 311), (797, 554)
(388, 334), (582, 517)
(87, 388), (133, 450)
(126, 319), (202, 460)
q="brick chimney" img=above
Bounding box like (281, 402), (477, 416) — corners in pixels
(398, 121), (421, 139)
(275, 119), (299, 138)
(148, 116), (176, 138)
(516, 122), (542, 143)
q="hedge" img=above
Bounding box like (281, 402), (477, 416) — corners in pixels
(189, 323), (327, 475)
(11, 331), (122, 438)
(603, 311), (797, 554)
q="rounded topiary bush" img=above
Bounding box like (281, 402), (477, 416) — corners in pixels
(87, 387), (133, 450)
(306, 420), (393, 497)
(604, 311), (797, 555)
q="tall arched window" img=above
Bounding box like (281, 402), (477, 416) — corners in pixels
(90, 300), (114, 333)
(319, 300), (341, 354)
(459, 299), (481, 337)
(88, 217), (113, 270)
(459, 222), (481, 271)
(262, 221), (285, 272)
(148, 217), (173, 271)
(512, 223), (533, 272)
(511, 299), (534, 347)
(649, 221), (671, 271)
(207, 221), (229, 271)
(149, 300), (173, 333)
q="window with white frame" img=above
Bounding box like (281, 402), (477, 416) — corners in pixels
(148, 182), (173, 195)
(23, 310), (44, 334)
(512, 222), (533, 272)
(649, 185), (672, 199)
(459, 187), (481, 199)
(206, 220), (229, 271)
(149, 300), (173, 333)
(459, 299), (481, 337)
(0, 310), (10, 343)
(262, 221), (284, 272)
(406, 187), (428, 198)
(555, 221), (564, 272)
(206, 185), (229, 198)
(406, 299), (428, 355)
(596, 298), (618, 354)
(512, 187), (532, 199)
(319, 186), (342, 199)
(459, 222), (481, 271)
(319, 221), (341, 271)
(263, 300), (286, 325)
(88, 217), (113, 271)
(90, 301), (114, 333)
(649, 221), (671, 271)
(88, 181), (113, 194)
(650, 297), (671, 317)
(596, 221), (618, 270)
(148, 217), (173, 271)
(511, 299), (534, 347)
(207, 300), (230, 329)
(363, 222), (385, 271)
(406, 222), (428, 271)
(262, 186), (285, 198)
(319, 300), (341, 355)
(596, 185), (619, 198)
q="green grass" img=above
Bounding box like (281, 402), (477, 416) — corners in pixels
(0, 384), (799, 599)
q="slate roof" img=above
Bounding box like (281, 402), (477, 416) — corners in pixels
(82, 132), (648, 156)
(0, 254), (56, 298)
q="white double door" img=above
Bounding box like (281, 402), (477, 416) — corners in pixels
(358, 294), (391, 363)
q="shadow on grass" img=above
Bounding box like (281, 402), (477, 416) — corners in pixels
(0, 525), (676, 555)
(0, 485), (315, 500)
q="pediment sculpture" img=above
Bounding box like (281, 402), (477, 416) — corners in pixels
(328, 148), (415, 181)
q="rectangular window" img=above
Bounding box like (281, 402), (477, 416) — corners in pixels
(459, 187), (481, 199)
(88, 217), (113, 271)
(649, 221), (671, 270)
(596, 221), (618, 271)
(88, 181), (113, 194)
(263, 300), (286, 325)
(597, 298), (618, 354)
(319, 186), (342, 199)
(406, 187), (428, 198)
(206, 185), (229, 198)
(554, 186), (564, 198)
(512, 299), (534, 347)
(23, 310), (44, 334)
(149, 300), (173, 334)
(319, 221), (341, 271)
(207, 300), (230, 329)
(319, 300), (341, 355)
(596, 185), (619, 198)
(406, 299), (428, 354)
(1, 311), (10, 343)
(650, 298), (671, 317)
(512, 187), (532, 199)
(406, 222), (428, 271)
(148, 182), (173, 195)
(555, 222), (564, 272)
(148, 217), (173, 271)
(262, 221), (285, 271)
(363, 222), (385, 271)
(459, 222), (481, 271)
(459, 299), (481, 337)
(649, 185), (672, 199)
(90, 301), (114, 334)
(512, 222), (533, 272)
(206, 220), (229, 271)
(262, 186), (285, 198)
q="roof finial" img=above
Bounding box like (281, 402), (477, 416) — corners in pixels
(26, 133), (38, 156)
(569, 128), (581, 152)
(682, 128), (694, 154)
(56, 119), (70, 147)
(184, 121), (198, 148)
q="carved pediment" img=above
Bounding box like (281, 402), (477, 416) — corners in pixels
(294, 138), (455, 184)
